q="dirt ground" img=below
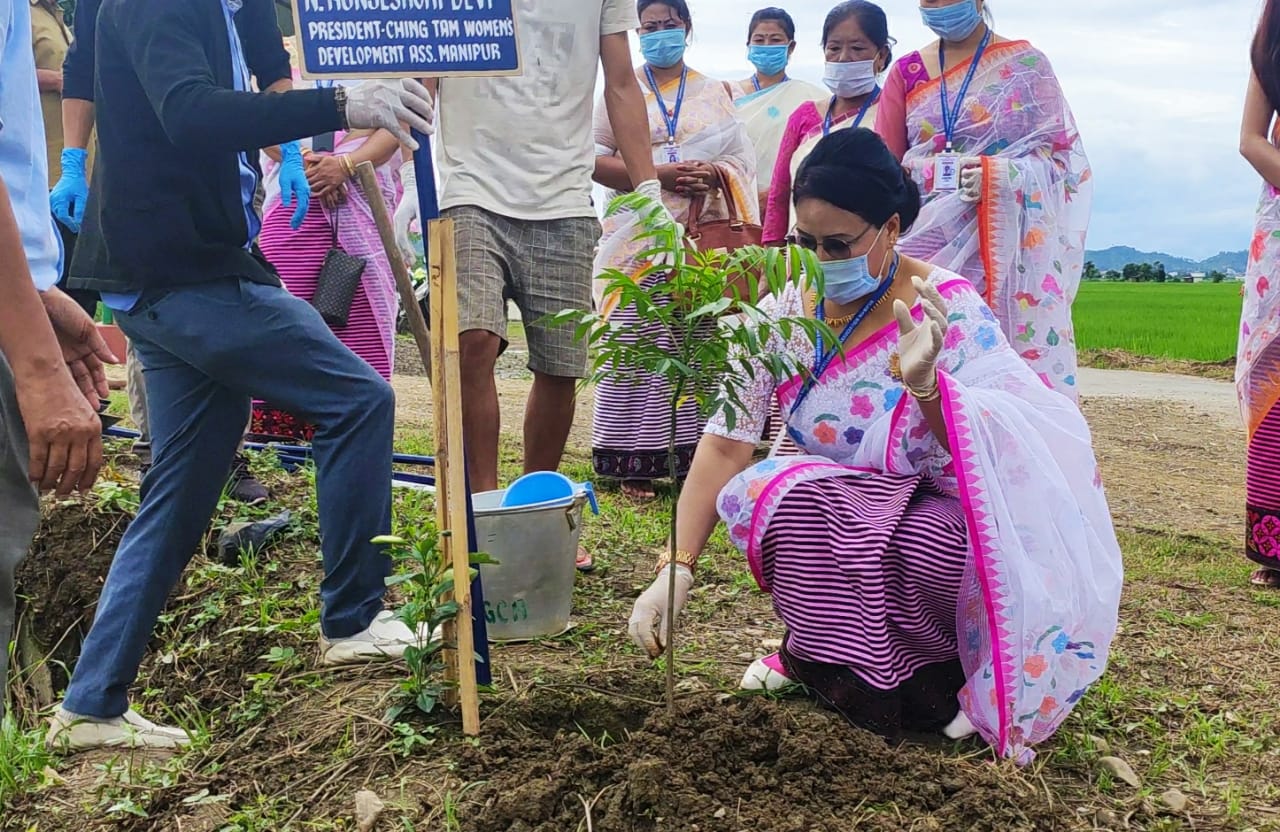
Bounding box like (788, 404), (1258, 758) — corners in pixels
(459, 690), (1068, 832)
(7, 355), (1275, 832)
(1075, 370), (1243, 541)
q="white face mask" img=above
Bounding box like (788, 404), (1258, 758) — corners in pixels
(822, 59), (878, 99)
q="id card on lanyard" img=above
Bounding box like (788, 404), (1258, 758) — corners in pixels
(646, 65), (688, 164)
(934, 29), (991, 192)
(822, 87), (880, 138)
(788, 256), (900, 419)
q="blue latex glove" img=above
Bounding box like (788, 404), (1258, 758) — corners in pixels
(279, 141), (311, 230)
(50, 148), (89, 232)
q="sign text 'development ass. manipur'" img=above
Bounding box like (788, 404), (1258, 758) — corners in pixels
(292, 0), (519, 79)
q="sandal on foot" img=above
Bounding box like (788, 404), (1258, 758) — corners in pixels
(1251, 567), (1280, 589)
(575, 546), (595, 573)
(621, 481), (657, 501)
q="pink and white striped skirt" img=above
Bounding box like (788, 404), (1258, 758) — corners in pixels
(723, 458), (970, 736)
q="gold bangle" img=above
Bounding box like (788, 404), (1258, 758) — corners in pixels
(341, 154), (356, 179)
(909, 381), (941, 403)
(655, 549), (698, 574)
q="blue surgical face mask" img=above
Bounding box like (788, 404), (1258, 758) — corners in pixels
(640, 29), (688, 69)
(920, 0), (983, 42)
(748, 44), (790, 77)
(820, 227), (887, 304)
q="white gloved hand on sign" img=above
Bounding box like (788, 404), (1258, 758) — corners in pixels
(394, 160), (421, 267)
(628, 565), (693, 658)
(344, 79), (435, 150)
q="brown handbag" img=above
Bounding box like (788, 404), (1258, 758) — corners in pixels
(685, 165), (763, 301)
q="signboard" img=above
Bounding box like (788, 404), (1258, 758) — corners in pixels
(292, 0), (521, 80)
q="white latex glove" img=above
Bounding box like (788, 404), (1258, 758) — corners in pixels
(893, 276), (949, 396)
(636, 179), (676, 225)
(345, 79), (435, 150)
(394, 160), (421, 266)
(628, 565), (694, 657)
(635, 178), (682, 270)
(958, 159), (983, 204)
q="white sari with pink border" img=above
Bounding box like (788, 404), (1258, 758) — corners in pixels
(707, 268), (1123, 762)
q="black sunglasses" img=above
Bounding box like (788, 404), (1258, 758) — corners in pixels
(786, 224), (875, 260)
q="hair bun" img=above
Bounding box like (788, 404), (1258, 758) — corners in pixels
(793, 129), (922, 233)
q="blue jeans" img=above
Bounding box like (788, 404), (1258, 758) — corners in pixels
(64, 278), (394, 718)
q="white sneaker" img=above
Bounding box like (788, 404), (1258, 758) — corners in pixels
(740, 652), (795, 692)
(46, 707), (190, 752)
(319, 610), (439, 667)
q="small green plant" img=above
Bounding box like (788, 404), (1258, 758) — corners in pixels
(91, 478), (140, 515)
(548, 191), (830, 707)
(374, 524), (496, 721)
(0, 711), (53, 805)
(388, 721), (438, 757)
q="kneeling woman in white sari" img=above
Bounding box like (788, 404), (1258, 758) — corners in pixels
(627, 129), (1123, 762)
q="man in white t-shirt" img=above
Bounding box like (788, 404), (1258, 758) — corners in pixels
(396, 1), (659, 570)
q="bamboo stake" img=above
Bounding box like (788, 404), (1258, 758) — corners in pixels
(356, 162), (479, 734)
(426, 222), (458, 699)
(354, 162), (431, 380)
(437, 220), (480, 735)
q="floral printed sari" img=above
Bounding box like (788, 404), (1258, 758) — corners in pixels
(1239, 134), (1280, 571)
(592, 69), (759, 317)
(709, 269), (1123, 762)
(885, 41), (1093, 401)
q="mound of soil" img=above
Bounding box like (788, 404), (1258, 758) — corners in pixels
(1079, 348), (1234, 381)
(15, 500), (128, 690)
(461, 689), (1069, 832)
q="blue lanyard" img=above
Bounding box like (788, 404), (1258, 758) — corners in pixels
(790, 255), (900, 417)
(938, 28), (992, 152)
(752, 74), (787, 93)
(645, 65), (688, 144)
(822, 87), (880, 137)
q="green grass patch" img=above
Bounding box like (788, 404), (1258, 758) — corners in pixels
(1074, 282), (1241, 362)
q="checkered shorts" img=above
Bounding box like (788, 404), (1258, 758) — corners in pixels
(446, 206), (600, 379)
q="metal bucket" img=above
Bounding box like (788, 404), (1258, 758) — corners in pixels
(472, 488), (584, 642)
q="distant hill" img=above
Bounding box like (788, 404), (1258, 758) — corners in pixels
(1086, 246), (1248, 274)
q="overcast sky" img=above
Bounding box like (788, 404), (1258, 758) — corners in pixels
(644, 0), (1262, 260)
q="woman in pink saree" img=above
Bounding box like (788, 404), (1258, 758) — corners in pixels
(251, 78), (403, 442)
(1238, 0), (1280, 588)
(874, 0), (1092, 400)
(627, 129), (1122, 762)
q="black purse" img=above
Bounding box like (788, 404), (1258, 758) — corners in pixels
(311, 201), (366, 329)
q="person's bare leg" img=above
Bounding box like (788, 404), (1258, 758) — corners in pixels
(524, 370), (592, 570)
(458, 330), (503, 492)
(523, 371), (576, 475)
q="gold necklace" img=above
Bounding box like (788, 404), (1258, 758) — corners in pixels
(824, 290), (892, 329)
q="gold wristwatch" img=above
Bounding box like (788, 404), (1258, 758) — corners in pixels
(655, 549), (698, 574)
